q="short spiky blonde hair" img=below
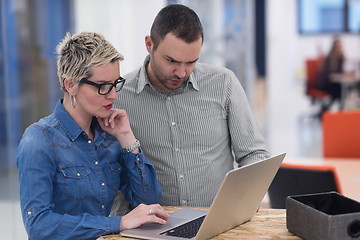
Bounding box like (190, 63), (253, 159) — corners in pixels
(56, 32), (124, 91)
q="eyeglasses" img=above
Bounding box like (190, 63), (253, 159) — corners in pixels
(79, 77), (126, 95)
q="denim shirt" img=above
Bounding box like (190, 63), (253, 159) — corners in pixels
(16, 100), (162, 240)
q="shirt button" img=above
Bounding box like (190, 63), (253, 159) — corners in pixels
(171, 122), (176, 126)
(101, 182), (105, 186)
(88, 140), (92, 144)
(167, 97), (171, 101)
(77, 173), (81, 177)
(101, 205), (105, 209)
(179, 174), (184, 179)
(95, 161), (99, 165)
(136, 157), (140, 162)
(175, 147), (180, 152)
(27, 211), (32, 215)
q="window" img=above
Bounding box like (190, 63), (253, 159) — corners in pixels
(298, 0), (360, 34)
(348, 0), (360, 32)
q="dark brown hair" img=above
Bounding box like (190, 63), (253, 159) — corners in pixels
(150, 4), (204, 50)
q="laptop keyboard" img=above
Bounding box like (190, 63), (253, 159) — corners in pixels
(160, 215), (206, 239)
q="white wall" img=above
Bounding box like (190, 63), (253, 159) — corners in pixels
(74, 0), (166, 75)
(266, 0), (299, 157)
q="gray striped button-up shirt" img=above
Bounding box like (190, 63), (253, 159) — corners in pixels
(113, 56), (269, 212)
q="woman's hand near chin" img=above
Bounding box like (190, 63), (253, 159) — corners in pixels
(97, 109), (138, 150)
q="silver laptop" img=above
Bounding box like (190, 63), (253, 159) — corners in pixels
(121, 153), (286, 240)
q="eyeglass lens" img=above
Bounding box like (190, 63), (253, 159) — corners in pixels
(99, 79), (124, 95)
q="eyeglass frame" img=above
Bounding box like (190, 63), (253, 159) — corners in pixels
(79, 76), (126, 95)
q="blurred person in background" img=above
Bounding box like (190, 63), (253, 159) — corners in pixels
(317, 36), (344, 111)
(17, 32), (169, 240)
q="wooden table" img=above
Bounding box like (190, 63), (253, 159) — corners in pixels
(98, 207), (301, 240)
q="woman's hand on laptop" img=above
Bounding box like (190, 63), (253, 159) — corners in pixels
(120, 203), (170, 231)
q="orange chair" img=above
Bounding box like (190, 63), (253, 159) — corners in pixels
(268, 163), (342, 209)
(305, 57), (329, 104)
(322, 110), (360, 158)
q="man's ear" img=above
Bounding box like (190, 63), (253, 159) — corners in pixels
(64, 78), (77, 95)
(145, 36), (153, 53)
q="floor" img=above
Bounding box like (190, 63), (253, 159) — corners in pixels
(0, 79), (325, 239)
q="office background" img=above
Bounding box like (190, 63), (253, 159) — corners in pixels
(1, 0), (360, 238)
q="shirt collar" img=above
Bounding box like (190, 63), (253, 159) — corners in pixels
(54, 100), (103, 142)
(136, 55), (200, 94)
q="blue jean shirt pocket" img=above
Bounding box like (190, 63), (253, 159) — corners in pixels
(60, 166), (93, 200)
